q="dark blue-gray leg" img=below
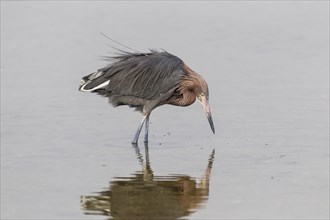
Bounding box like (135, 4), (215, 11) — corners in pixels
(132, 115), (147, 144)
(144, 114), (150, 143)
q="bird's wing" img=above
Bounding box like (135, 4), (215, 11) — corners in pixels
(79, 51), (184, 105)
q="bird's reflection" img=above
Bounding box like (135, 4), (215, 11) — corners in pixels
(81, 143), (215, 220)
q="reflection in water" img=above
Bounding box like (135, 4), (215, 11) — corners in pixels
(81, 143), (215, 220)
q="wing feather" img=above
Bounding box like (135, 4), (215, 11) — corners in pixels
(80, 51), (184, 105)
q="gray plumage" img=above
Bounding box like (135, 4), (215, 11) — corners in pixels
(79, 50), (184, 113)
(79, 49), (215, 144)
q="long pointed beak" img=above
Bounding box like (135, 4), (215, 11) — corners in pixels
(200, 97), (215, 134)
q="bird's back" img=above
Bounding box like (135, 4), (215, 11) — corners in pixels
(79, 51), (184, 112)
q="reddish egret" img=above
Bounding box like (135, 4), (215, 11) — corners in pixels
(79, 50), (215, 144)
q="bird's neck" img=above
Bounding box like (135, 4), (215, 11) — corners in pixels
(177, 90), (196, 106)
(170, 64), (207, 107)
(183, 64), (206, 91)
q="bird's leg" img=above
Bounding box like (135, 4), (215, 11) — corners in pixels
(132, 115), (147, 144)
(144, 114), (150, 143)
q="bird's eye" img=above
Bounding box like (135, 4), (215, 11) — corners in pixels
(197, 93), (205, 101)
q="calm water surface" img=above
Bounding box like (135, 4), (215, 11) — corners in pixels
(1, 2), (329, 219)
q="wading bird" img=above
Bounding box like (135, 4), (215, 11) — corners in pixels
(79, 50), (215, 144)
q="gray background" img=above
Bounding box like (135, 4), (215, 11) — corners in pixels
(1, 1), (329, 219)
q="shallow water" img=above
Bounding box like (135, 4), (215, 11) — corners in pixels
(1, 2), (329, 219)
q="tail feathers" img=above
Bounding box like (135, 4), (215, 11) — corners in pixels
(79, 70), (110, 92)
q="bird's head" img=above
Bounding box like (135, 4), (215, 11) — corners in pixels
(182, 64), (215, 134)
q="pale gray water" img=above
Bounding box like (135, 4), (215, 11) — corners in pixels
(1, 2), (329, 219)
